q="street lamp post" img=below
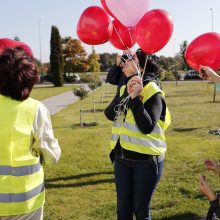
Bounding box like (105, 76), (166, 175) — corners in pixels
(38, 17), (44, 82)
(209, 8), (216, 102)
(210, 8), (214, 32)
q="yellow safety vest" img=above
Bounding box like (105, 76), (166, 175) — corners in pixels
(0, 95), (45, 216)
(110, 82), (171, 155)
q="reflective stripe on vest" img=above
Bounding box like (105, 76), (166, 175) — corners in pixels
(121, 134), (166, 148)
(0, 183), (44, 203)
(0, 162), (41, 176)
(0, 95), (45, 216)
(110, 82), (171, 155)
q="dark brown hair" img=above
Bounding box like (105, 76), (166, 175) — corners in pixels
(0, 47), (38, 101)
(136, 48), (160, 75)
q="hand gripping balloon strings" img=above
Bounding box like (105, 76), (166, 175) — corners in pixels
(114, 94), (131, 123)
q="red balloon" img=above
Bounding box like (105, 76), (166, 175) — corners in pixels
(135, 9), (174, 54)
(0, 38), (33, 57)
(100, 0), (115, 18)
(16, 43), (33, 57)
(77, 6), (113, 45)
(185, 32), (220, 71)
(109, 20), (135, 50)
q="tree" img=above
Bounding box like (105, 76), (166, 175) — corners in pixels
(50, 26), (64, 86)
(99, 53), (118, 71)
(14, 36), (20, 41)
(62, 37), (88, 73)
(87, 47), (100, 72)
(73, 87), (89, 127)
(159, 55), (174, 71)
(88, 81), (101, 113)
(179, 40), (191, 71)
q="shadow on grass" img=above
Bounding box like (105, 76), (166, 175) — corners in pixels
(83, 109), (104, 113)
(157, 213), (202, 220)
(45, 171), (114, 189)
(71, 122), (99, 128)
(166, 93), (204, 98)
(206, 101), (220, 104)
(179, 188), (204, 200)
(96, 100), (110, 104)
(173, 127), (202, 132)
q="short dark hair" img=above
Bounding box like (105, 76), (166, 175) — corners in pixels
(136, 48), (160, 75)
(0, 47), (38, 101)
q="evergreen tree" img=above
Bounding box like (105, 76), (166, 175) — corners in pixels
(179, 40), (191, 71)
(50, 26), (64, 86)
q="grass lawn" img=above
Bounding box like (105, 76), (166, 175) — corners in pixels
(30, 84), (77, 100)
(44, 82), (220, 220)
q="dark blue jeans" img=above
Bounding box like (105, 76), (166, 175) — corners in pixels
(114, 155), (164, 220)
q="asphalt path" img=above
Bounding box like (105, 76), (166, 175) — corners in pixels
(40, 84), (90, 115)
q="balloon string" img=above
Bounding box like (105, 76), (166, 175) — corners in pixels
(121, 56), (137, 74)
(128, 27), (134, 48)
(141, 54), (149, 79)
(168, 60), (184, 71)
(114, 94), (131, 123)
(112, 23), (141, 76)
(112, 23), (127, 49)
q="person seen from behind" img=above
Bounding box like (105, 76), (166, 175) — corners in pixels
(0, 48), (61, 220)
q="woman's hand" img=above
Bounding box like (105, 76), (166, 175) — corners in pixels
(205, 159), (220, 175)
(199, 65), (220, 83)
(127, 76), (143, 99)
(199, 175), (216, 201)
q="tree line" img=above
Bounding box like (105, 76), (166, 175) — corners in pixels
(15, 26), (191, 87)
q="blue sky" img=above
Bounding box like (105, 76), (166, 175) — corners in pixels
(0, 0), (219, 62)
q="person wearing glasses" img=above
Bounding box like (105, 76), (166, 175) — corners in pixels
(106, 53), (130, 92)
(105, 48), (171, 220)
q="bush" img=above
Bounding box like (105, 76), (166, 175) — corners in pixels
(162, 70), (176, 81)
(79, 73), (101, 84)
(73, 87), (89, 100)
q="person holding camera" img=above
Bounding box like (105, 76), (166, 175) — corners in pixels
(105, 48), (171, 220)
(106, 53), (129, 91)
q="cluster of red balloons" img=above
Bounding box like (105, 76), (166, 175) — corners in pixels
(185, 32), (220, 71)
(77, 0), (174, 54)
(0, 38), (33, 57)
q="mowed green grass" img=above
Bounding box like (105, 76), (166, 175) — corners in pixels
(44, 82), (220, 220)
(31, 85), (76, 100)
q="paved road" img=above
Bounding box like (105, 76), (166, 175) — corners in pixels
(41, 84), (91, 115)
(41, 91), (79, 115)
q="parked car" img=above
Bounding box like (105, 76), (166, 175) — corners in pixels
(184, 70), (202, 80)
(64, 73), (80, 83)
(39, 73), (53, 83)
